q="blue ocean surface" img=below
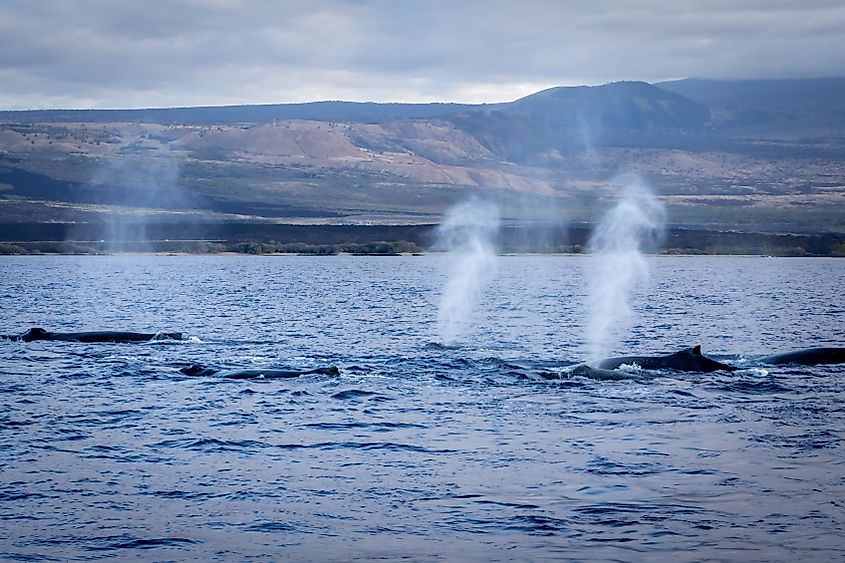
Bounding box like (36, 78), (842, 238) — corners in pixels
(0, 255), (843, 561)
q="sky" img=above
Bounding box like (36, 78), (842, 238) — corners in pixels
(1, 0), (844, 110)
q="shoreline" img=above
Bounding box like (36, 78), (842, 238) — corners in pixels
(1, 221), (843, 257)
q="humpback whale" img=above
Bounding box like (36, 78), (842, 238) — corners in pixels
(761, 347), (845, 366)
(565, 364), (642, 381)
(1, 327), (183, 343)
(180, 364), (340, 379)
(597, 345), (737, 372)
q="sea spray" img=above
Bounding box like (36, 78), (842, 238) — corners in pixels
(586, 174), (665, 364)
(435, 199), (500, 346)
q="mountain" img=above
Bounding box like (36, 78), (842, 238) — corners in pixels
(0, 81), (717, 168)
(657, 77), (845, 133)
(503, 81), (710, 131)
(657, 77), (845, 110)
(447, 81), (712, 163)
(0, 81), (708, 133)
(0, 79), (843, 234)
(0, 101), (476, 126)
(4, 78), (842, 137)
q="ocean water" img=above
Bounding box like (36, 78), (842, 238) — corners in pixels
(0, 255), (843, 562)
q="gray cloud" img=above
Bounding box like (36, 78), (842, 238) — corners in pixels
(1, 0), (844, 109)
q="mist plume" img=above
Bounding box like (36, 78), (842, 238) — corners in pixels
(435, 199), (500, 346)
(586, 173), (665, 364)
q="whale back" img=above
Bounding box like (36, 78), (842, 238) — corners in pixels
(181, 364), (341, 379)
(21, 327), (49, 341)
(598, 345), (736, 372)
(181, 364), (219, 377)
(568, 364), (640, 381)
(762, 347), (845, 366)
(223, 366), (341, 379)
(17, 328), (182, 343)
(596, 354), (660, 370)
(666, 346), (737, 372)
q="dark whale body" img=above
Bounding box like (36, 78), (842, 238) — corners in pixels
(761, 347), (845, 366)
(597, 345), (737, 372)
(2, 327), (182, 343)
(180, 364), (340, 379)
(566, 364), (642, 381)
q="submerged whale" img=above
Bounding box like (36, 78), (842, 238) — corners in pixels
(597, 345), (737, 372)
(1, 327), (182, 343)
(180, 364), (340, 379)
(761, 347), (845, 366)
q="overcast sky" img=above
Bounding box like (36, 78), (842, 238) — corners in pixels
(2, 0), (844, 109)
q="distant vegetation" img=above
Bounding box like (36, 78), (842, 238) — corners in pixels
(2, 222), (842, 257)
(228, 240), (421, 255)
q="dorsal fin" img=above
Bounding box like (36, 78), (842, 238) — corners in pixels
(692, 345), (702, 355)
